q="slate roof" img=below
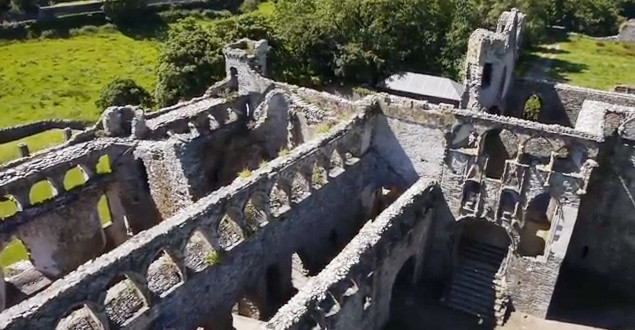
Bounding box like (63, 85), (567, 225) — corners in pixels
(378, 72), (465, 102)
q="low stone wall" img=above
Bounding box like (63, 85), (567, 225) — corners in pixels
(0, 110), (382, 329)
(0, 120), (87, 145)
(144, 97), (238, 139)
(505, 78), (635, 127)
(266, 178), (438, 330)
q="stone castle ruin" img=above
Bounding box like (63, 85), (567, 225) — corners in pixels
(1, 9), (635, 330)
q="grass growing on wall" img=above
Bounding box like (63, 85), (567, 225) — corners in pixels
(0, 31), (159, 128)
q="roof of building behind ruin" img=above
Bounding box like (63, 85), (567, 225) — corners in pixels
(378, 72), (465, 102)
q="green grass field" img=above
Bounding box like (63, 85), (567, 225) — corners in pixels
(0, 3), (277, 270)
(523, 34), (635, 90)
(0, 129), (69, 165)
(0, 31), (159, 128)
(0, 155), (112, 269)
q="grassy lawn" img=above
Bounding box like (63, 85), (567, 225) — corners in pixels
(0, 31), (159, 128)
(522, 33), (635, 91)
(0, 3), (279, 270)
(0, 129), (69, 165)
(0, 154), (112, 269)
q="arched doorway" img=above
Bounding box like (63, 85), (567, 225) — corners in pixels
(443, 219), (510, 323)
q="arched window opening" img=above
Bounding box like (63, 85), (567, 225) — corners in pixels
(146, 250), (183, 296)
(310, 164), (327, 190)
(218, 214), (245, 250)
(482, 63), (493, 88)
(291, 252), (311, 290)
(482, 129), (509, 179)
(243, 198), (267, 236)
(269, 182), (290, 217)
(290, 171), (310, 204)
(519, 193), (557, 257)
(55, 304), (105, 330)
(0, 195), (21, 219)
(522, 94), (542, 121)
(498, 189), (519, 220)
(328, 151), (345, 177)
(29, 180), (57, 205)
(63, 165), (89, 191)
(385, 256), (417, 328)
(0, 238), (28, 270)
(461, 180), (481, 212)
(95, 155), (112, 175)
(185, 230), (219, 272)
(97, 195), (112, 227)
(104, 275), (147, 327)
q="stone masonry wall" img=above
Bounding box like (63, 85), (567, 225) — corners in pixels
(266, 178), (438, 330)
(0, 110), (385, 329)
(0, 120), (86, 144)
(505, 78), (635, 127)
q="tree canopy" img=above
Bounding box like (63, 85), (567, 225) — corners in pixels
(96, 78), (154, 111)
(154, 0), (631, 106)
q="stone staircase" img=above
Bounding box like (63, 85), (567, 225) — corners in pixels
(442, 238), (509, 324)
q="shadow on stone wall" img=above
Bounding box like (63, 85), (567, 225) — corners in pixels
(548, 263), (635, 329)
(371, 114), (424, 189)
(505, 79), (573, 127)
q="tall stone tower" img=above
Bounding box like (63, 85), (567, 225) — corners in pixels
(462, 9), (525, 113)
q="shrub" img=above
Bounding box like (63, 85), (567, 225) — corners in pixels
(95, 78), (154, 110)
(523, 94), (542, 121)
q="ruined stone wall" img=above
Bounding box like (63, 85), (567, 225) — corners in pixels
(463, 9), (525, 111)
(0, 120), (86, 144)
(368, 99), (601, 317)
(266, 178), (438, 330)
(0, 140), (161, 310)
(432, 116), (597, 317)
(0, 110), (393, 329)
(371, 95), (452, 186)
(505, 78), (635, 127)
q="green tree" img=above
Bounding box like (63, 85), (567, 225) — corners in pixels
(96, 78), (154, 110)
(155, 18), (225, 107)
(562, 0), (622, 36)
(102, 0), (147, 25)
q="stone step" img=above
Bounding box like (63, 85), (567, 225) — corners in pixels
(462, 238), (508, 256)
(453, 268), (497, 288)
(444, 293), (495, 319)
(460, 242), (507, 263)
(449, 279), (496, 301)
(459, 258), (501, 274)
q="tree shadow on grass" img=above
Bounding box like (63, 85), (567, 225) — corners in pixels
(116, 13), (169, 40)
(546, 58), (589, 84)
